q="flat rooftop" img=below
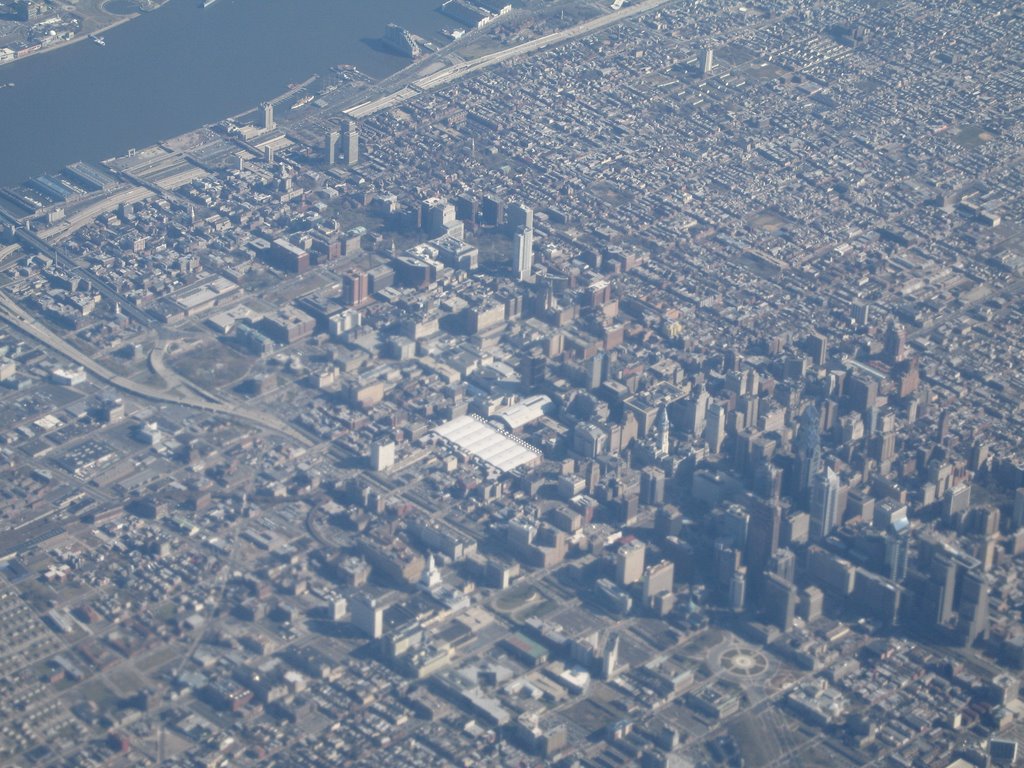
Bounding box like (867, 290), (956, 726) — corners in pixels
(433, 414), (541, 473)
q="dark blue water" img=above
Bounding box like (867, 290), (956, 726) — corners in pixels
(0, 0), (446, 187)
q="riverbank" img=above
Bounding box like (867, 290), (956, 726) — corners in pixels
(0, 0), (454, 187)
(0, 0), (164, 69)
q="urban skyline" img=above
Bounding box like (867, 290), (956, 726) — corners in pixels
(0, 0), (1023, 766)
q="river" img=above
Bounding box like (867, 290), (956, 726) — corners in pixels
(0, 0), (449, 188)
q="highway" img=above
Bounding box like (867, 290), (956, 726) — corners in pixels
(0, 292), (314, 447)
(0, 0), (676, 452)
(148, 341), (225, 405)
(346, 0), (675, 118)
(15, 225), (152, 326)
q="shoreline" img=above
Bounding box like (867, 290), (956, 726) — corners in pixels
(0, 1), (649, 191)
(0, 1), (165, 70)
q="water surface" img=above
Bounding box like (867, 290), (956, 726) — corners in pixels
(0, 0), (445, 187)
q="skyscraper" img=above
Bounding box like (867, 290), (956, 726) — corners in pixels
(681, 385), (709, 437)
(514, 226), (534, 281)
(642, 560), (674, 602)
(754, 461), (783, 502)
(602, 632), (620, 680)
(701, 47), (714, 75)
(507, 201), (534, 231)
(885, 523), (910, 582)
(261, 101), (274, 131)
(342, 120), (359, 166)
(351, 594), (384, 639)
(884, 318), (907, 363)
(422, 197), (456, 237)
(640, 467), (666, 506)
(745, 499), (781, 577)
(655, 404), (670, 455)
(481, 195), (505, 227)
(342, 268), (368, 306)
(806, 332), (828, 367)
(793, 404), (822, 499)
(325, 130), (339, 166)
(507, 201), (534, 281)
(770, 548), (797, 583)
(615, 539), (646, 585)
(763, 572), (797, 632)
(519, 349), (547, 392)
(370, 441), (395, 472)
(810, 467), (840, 540)
(729, 567), (746, 611)
(704, 402), (726, 454)
(957, 570), (989, 647)
(584, 352), (605, 390)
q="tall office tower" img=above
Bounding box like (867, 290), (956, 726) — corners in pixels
(615, 539), (646, 585)
(821, 398), (839, 433)
(714, 541), (741, 588)
(938, 408), (951, 442)
(799, 586), (824, 622)
(584, 351), (605, 390)
(519, 349), (547, 392)
(725, 369), (748, 397)
(928, 553), (958, 628)
(701, 47), (714, 75)
(642, 560), (675, 602)
(723, 347), (741, 372)
(422, 197), (456, 237)
(351, 594), (384, 639)
(806, 332), (828, 367)
(601, 632), (620, 680)
(656, 404), (670, 455)
(745, 499), (781, 577)
(704, 402), (726, 454)
(342, 119), (359, 166)
(850, 301), (870, 326)
(481, 195), (505, 226)
(370, 441), (395, 472)
(957, 570), (989, 647)
(729, 566), (747, 611)
(682, 385), (709, 437)
(514, 226), (534, 281)
(507, 201), (535, 280)
(261, 101), (274, 131)
(640, 466), (666, 506)
(793, 404), (822, 500)
(746, 367), (761, 397)
(1014, 487), (1024, 529)
(342, 268), (368, 306)
(884, 318), (908, 363)
(885, 523), (910, 582)
(810, 467), (840, 539)
(754, 461), (783, 502)
(770, 548), (797, 583)
(507, 201), (534, 231)
(325, 130), (339, 166)
(736, 394), (759, 434)
(763, 572), (798, 632)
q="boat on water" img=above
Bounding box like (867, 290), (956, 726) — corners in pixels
(0, 83), (14, 89)
(202, 0), (217, 7)
(291, 94), (314, 110)
(90, 35), (106, 46)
